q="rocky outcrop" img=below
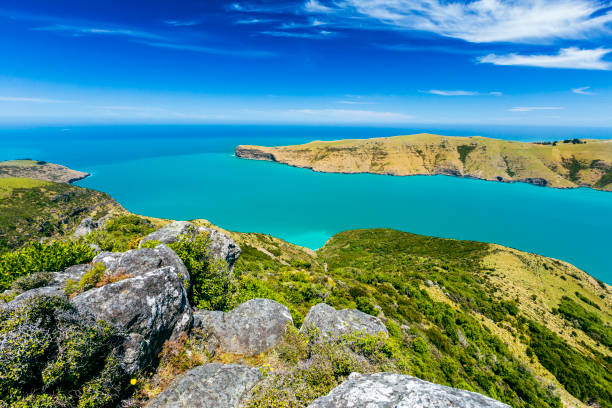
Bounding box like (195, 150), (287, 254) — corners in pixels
(198, 227), (242, 272)
(146, 363), (262, 408)
(69, 246), (193, 374)
(93, 244), (191, 290)
(193, 298), (292, 356)
(139, 223), (242, 272)
(139, 221), (195, 246)
(73, 215), (110, 237)
(308, 372), (510, 408)
(300, 303), (388, 340)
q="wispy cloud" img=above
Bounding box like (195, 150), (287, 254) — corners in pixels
(261, 30), (334, 39)
(422, 90), (502, 96)
(0, 96), (75, 103)
(307, 0), (612, 43)
(235, 18), (277, 24)
(572, 86), (595, 95)
(139, 41), (276, 58)
(337, 100), (374, 105)
(304, 0), (334, 13)
(164, 20), (198, 27)
(290, 108), (413, 122)
(33, 24), (165, 41)
(508, 106), (564, 112)
(479, 47), (612, 70)
(32, 20), (274, 58)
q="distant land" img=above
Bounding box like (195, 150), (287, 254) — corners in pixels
(0, 159), (90, 184)
(236, 134), (612, 191)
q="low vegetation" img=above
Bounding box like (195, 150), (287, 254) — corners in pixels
(0, 177), (122, 252)
(0, 296), (124, 408)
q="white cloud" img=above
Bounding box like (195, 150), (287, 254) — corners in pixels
(138, 41), (276, 58)
(508, 106), (564, 112)
(329, 0), (612, 43)
(164, 20), (198, 27)
(479, 47), (612, 70)
(304, 0), (333, 13)
(337, 100), (374, 104)
(0, 96), (75, 103)
(33, 24), (165, 41)
(422, 90), (502, 96)
(572, 86), (595, 95)
(261, 30), (334, 39)
(290, 108), (413, 122)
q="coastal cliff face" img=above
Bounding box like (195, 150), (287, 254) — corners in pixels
(236, 134), (612, 191)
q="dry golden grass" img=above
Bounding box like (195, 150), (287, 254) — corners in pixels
(237, 134), (612, 190)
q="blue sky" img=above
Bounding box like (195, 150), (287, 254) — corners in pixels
(1, 0), (611, 126)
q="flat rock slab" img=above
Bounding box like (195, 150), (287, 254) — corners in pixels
(146, 363), (262, 408)
(193, 298), (293, 356)
(308, 372), (510, 408)
(300, 303), (388, 340)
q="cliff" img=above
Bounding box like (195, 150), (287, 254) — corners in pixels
(236, 134), (612, 191)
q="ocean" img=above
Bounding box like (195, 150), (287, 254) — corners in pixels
(1, 124), (611, 283)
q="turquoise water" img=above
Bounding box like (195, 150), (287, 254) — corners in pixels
(1, 124), (611, 282)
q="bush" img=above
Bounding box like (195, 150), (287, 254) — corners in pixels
(0, 240), (95, 291)
(0, 296), (123, 408)
(169, 233), (236, 311)
(10, 272), (54, 292)
(86, 215), (154, 252)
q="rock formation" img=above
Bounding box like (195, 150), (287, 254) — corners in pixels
(300, 303), (388, 340)
(308, 372), (510, 408)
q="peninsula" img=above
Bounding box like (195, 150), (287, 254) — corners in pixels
(236, 134), (612, 191)
(0, 159), (90, 184)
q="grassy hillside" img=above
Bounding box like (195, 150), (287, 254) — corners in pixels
(0, 159), (90, 184)
(1, 181), (610, 407)
(236, 134), (612, 191)
(225, 228), (610, 408)
(0, 177), (124, 251)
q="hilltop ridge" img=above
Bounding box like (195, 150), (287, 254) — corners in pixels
(236, 133), (612, 191)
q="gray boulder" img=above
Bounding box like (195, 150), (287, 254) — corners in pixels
(73, 215), (110, 238)
(139, 222), (241, 272)
(300, 303), (388, 340)
(198, 227), (242, 272)
(193, 298), (292, 356)
(52, 264), (92, 286)
(140, 221), (195, 247)
(93, 244), (190, 290)
(4, 286), (65, 309)
(146, 363), (262, 408)
(72, 264), (192, 374)
(308, 372), (510, 408)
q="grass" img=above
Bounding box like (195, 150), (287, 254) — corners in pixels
(239, 134), (612, 190)
(0, 177), (123, 251)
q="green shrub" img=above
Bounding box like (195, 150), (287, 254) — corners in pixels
(10, 272), (54, 292)
(86, 215), (154, 252)
(0, 240), (95, 291)
(0, 296), (123, 408)
(169, 233), (236, 311)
